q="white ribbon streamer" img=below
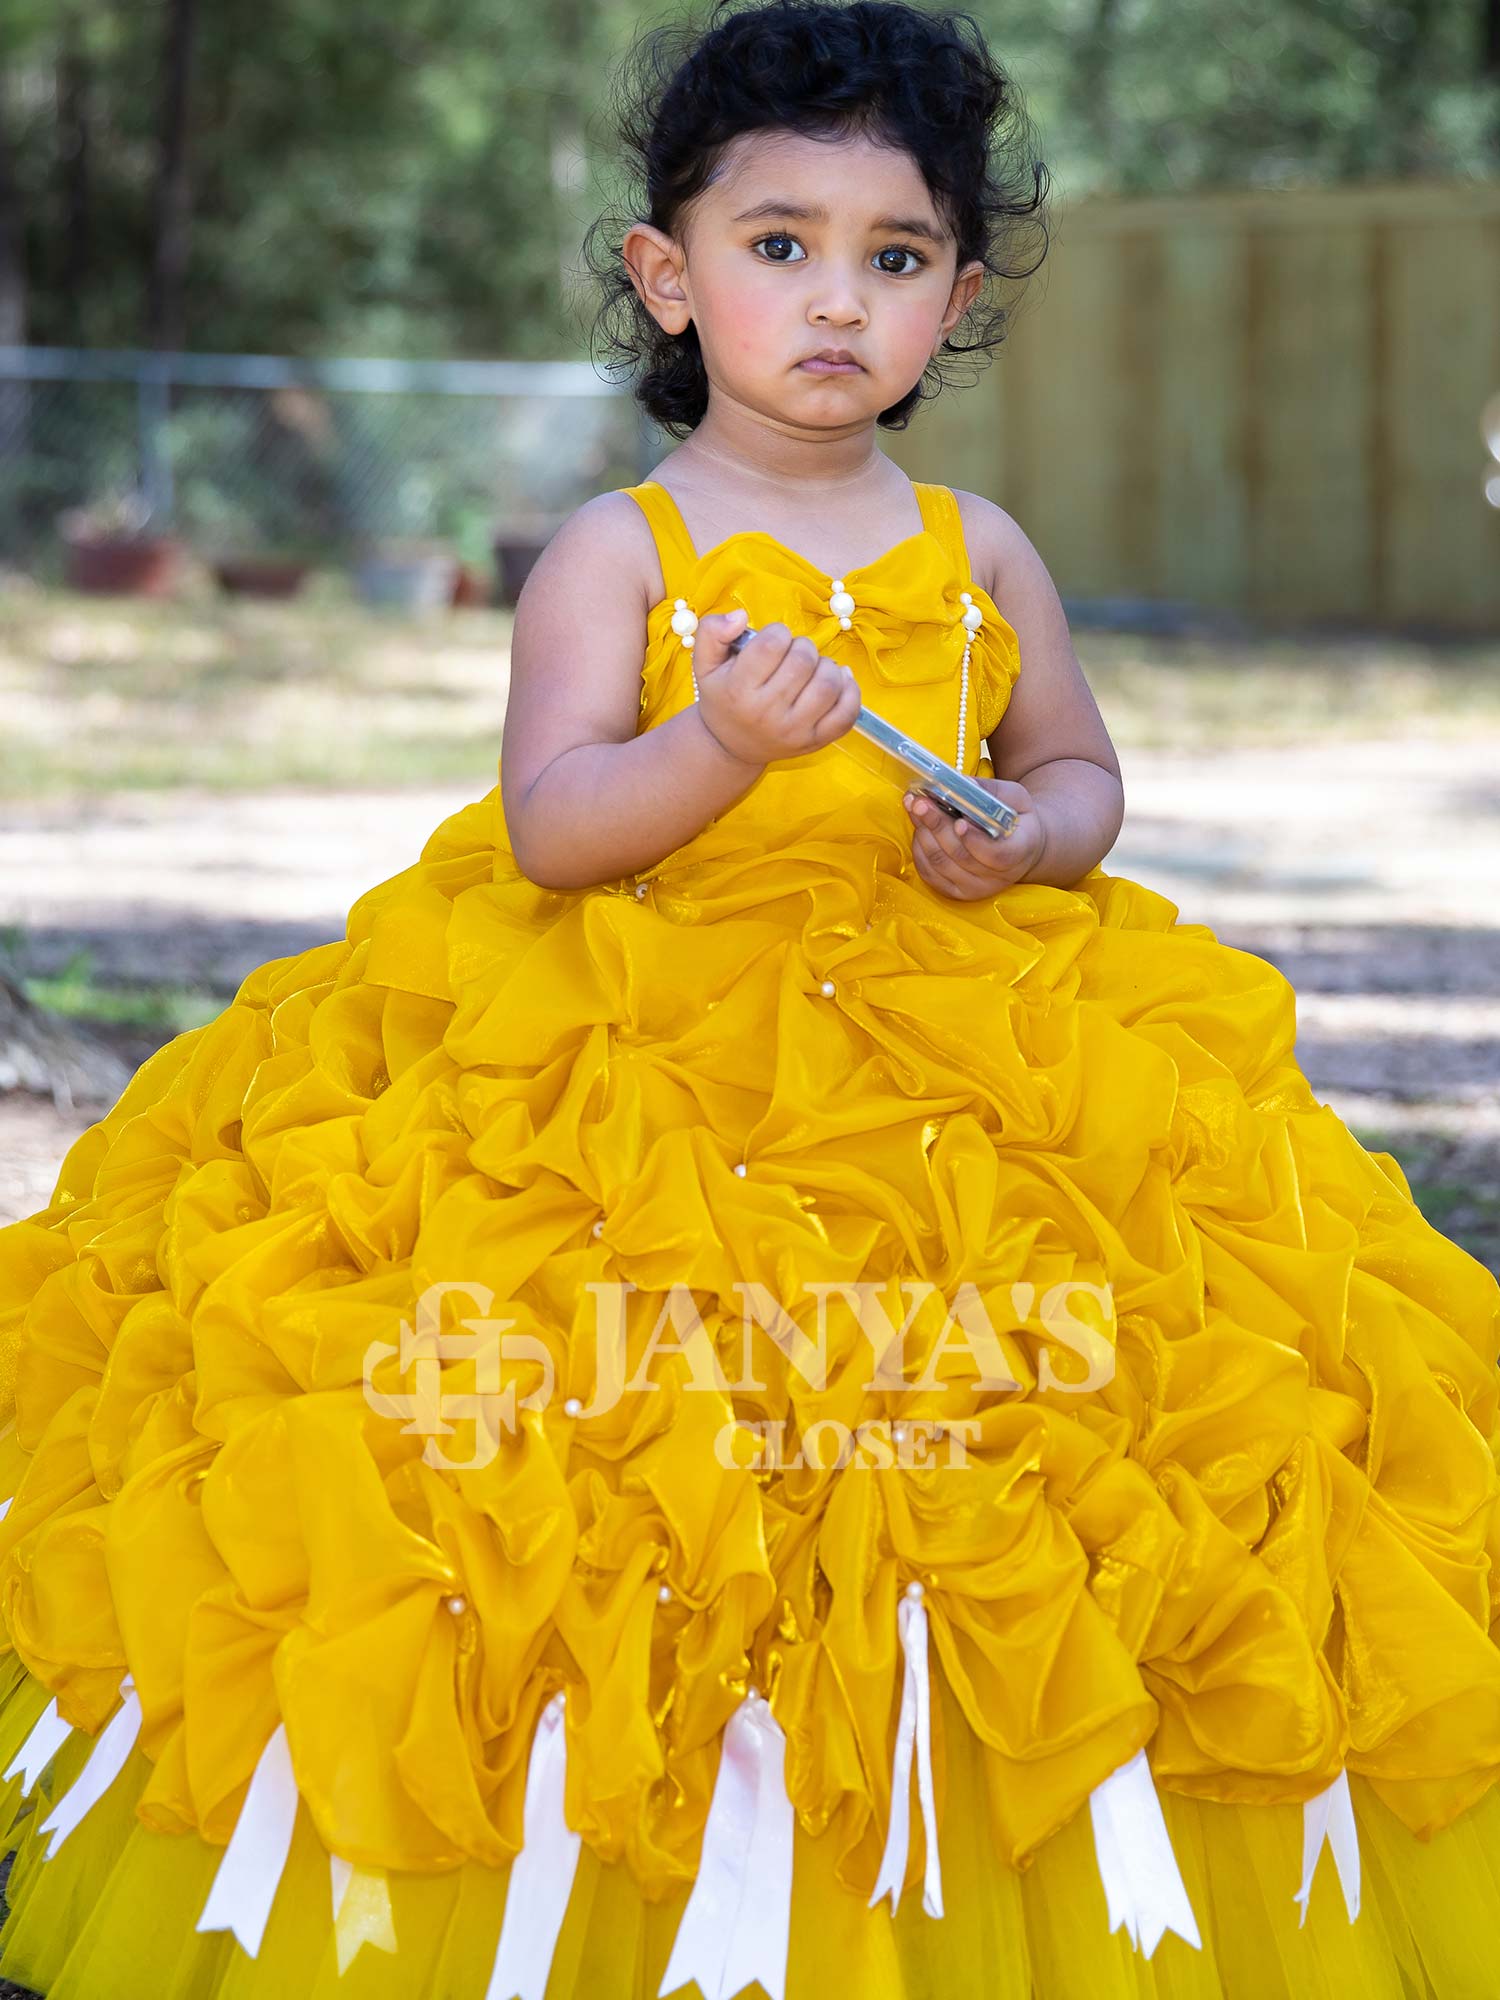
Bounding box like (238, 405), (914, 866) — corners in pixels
(4, 1695), (73, 1795)
(1088, 1746), (1201, 1957)
(657, 1691), (794, 2000)
(331, 1852), (353, 1919)
(868, 1582), (944, 1918)
(329, 1855), (398, 1971)
(37, 1674), (141, 1857)
(195, 1720), (300, 1958)
(486, 1691), (582, 2000)
(1295, 1769), (1360, 1925)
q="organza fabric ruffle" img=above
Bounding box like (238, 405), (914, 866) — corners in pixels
(2, 781), (1496, 1903)
(3, 1647), (1497, 2000)
(0, 492), (1497, 1994)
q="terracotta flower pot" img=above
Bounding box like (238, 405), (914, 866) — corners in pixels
(211, 556), (313, 599)
(450, 562), (491, 608)
(63, 534), (186, 596)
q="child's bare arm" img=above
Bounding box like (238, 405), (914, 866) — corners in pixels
(500, 495), (764, 890)
(968, 496), (1126, 888)
(501, 494), (860, 891)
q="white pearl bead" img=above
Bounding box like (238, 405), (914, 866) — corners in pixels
(962, 604), (983, 631)
(670, 605), (698, 638)
(682, 633), (694, 650)
(674, 598), (688, 610)
(959, 591), (972, 605)
(831, 579), (844, 592)
(839, 616), (852, 630)
(564, 1396), (582, 1417)
(634, 882), (648, 898)
(658, 1583), (672, 1603)
(444, 1593), (468, 1615)
(829, 590), (855, 618)
(820, 979), (835, 997)
(892, 1421), (909, 1444)
(592, 1219), (604, 1237)
(906, 1580), (924, 1601)
(733, 1162), (747, 1177)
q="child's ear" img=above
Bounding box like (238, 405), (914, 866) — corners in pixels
(622, 223), (693, 336)
(936, 259), (987, 349)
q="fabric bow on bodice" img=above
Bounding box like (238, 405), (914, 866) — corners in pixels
(640, 529), (1019, 746)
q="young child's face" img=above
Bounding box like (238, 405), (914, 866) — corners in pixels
(625, 128), (985, 427)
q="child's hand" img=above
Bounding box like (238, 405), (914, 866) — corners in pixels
(691, 611), (861, 767)
(904, 779), (1047, 896)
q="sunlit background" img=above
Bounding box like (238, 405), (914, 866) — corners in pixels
(1, 0), (1498, 1270)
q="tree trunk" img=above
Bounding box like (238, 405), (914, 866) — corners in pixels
(1076, 0), (1124, 181)
(0, 58), (29, 482)
(145, 0), (199, 354)
(1377, 0), (1439, 172)
(1484, 0), (1500, 163)
(58, 20), (94, 344)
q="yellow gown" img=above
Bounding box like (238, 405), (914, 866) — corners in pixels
(0, 477), (1498, 2000)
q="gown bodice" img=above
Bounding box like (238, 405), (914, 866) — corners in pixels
(612, 478), (1021, 887)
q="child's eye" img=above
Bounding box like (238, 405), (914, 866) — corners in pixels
(752, 233), (807, 263)
(750, 234), (928, 275)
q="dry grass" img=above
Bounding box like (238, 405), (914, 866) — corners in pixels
(4, 583), (1500, 798)
(0, 579), (512, 795)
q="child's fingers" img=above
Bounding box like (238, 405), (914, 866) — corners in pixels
(905, 793), (975, 864)
(911, 814), (1016, 897)
(907, 791), (1018, 874)
(912, 822), (982, 887)
(695, 609), (777, 681)
(906, 796), (965, 871)
(914, 846), (983, 899)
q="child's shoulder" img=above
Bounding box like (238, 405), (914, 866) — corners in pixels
(949, 487), (1051, 608)
(520, 484), (665, 624)
(956, 488), (1048, 604)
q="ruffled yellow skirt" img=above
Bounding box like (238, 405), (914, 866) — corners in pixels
(3, 788), (1500, 1998)
(3, 1640), (1500, 2000)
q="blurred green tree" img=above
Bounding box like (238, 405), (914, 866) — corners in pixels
(0, 0), (1496, 359)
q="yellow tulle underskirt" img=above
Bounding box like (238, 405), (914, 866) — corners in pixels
(1, 1649), (1497, 2000)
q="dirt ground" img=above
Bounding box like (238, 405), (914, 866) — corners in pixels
(3, 729), (1497, 1270)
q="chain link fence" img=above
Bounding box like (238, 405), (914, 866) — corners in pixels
(0, 348), (656, 588)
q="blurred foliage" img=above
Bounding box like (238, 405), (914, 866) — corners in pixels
(6, 0), (638, 356)
(0, 0), (1496, 363)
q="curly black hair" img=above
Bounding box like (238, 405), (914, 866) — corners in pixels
(579, 0), (1051, 438)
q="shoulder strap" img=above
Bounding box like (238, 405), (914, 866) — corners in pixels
(618, 481), (699, 605)
(914, 482), (976, 583)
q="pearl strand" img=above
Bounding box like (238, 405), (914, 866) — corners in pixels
(671, 598), (701, 700)
(956, 592), (981, 770)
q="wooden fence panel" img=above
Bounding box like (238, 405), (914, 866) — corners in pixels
(895, 180), (1500, 631)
